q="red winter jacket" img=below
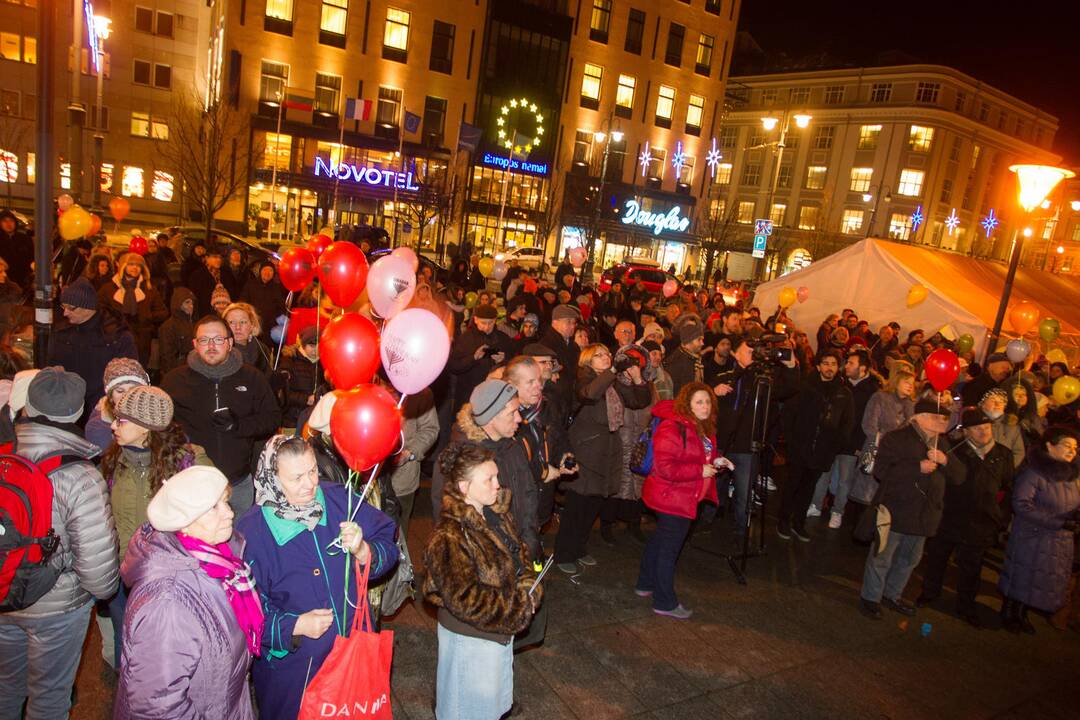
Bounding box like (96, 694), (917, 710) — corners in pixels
(641, 400), (719, 519)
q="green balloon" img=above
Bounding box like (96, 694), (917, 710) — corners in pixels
(1039, 317), (1061, 343)
(956, 334), (975, 354)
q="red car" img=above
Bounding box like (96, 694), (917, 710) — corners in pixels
(598, 263), (676, 295)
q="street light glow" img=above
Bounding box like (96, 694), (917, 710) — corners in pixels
(793, 113), (812, 128)
(761, 117), (779, 131)
(1009, 164), (1075, 213)
(1057, 245), (1066, 254)
(1071, 200), (1080, 211)
(862, 193), (872, 203)
(594, 131), (606, 143)
(610, 130), (623, 142)
(1022, 227), (1033, 237)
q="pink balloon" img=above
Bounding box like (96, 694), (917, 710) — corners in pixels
(380, 308), (451, 395)
(367, 254), (417, 319)
(569, 247), (587, 268)
(797, 286), (810, 304)
(391, 246), (419, 272)
(662, 278), (678, 298)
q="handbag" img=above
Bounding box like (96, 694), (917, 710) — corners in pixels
(858, 432), (880, 475)
(853, 503), (892, 555)
(298, 560), (394, 720)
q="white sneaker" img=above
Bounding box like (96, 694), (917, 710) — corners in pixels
(828, 511), (843, 529)
(806, 505), (822, 518)
(764, 476), (777, 491)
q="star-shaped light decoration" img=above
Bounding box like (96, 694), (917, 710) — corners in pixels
(639, 140), (651, 178)
(945, 208), (960, 235)
(671, 141), (686, 176)
(705, 137), (722, 178)
(911, 205), (924, 230)
(980, 208), (999, 238)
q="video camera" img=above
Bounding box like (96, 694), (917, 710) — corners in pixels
(750, 328), (793, 366)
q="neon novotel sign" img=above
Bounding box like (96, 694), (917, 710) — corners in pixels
(480, 153), (549, 177)
(313, 157), (421, 191)
(621, 200), (691, 236)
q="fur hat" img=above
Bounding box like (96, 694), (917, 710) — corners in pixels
(678, 322), (704, 345)
(103, 357), (150, 395)
(25, 367), (85, 424)
(115, 385), (174, 432)
(146, 466), (229, 532)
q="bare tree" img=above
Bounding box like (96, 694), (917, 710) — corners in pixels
(698, 193), (741, 283)
(396, 157), (461, 259)
(159, 89), (261, 241)
(532, 171), (563, 264)
(0, 116), (31, 208)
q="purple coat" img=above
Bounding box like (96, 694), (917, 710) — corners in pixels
(999, 447), (1080, 612)
(114, 525), (256, 720)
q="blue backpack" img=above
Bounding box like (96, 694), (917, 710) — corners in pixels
(629, 417), (684, 476)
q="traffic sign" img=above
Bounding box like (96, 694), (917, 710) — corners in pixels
(754, 219), (773, 236)
(752, 234), (767, 259)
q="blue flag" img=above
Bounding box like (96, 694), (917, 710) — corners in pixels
(403, 110), (421, 135)
(457, 122), (482, 152)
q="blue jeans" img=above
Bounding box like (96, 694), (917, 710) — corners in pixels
(699, 452), (754, 530)
(107, 582), (129, 670)
(436, 623), (513, 720)
(860, 531), (926, 603)
(0, 601), (93, 720)
(636, 512), (692, 611)
(811, 454), (857, 515)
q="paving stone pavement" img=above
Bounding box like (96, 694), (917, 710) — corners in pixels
(71, 487), (1080, 720)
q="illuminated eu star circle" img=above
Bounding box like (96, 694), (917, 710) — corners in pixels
(911, 205), (924, 230)
(671, 141), (686, 175)
(705, 137), (722, 178)
(495, 98), (545, 154)
(945, 208), (960, 235)
(980, 208), (999, 238)
(639, 141), (651, 178)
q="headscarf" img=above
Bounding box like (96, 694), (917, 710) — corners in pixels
(253, 434), (324, 530)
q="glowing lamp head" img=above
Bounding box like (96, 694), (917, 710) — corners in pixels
(611, 130), (624, 142)
(1022, 227), (1033, 238)
(1071, 200), (1080, 211)
(793, 113), (812, 128)
(93, 15), (112, 40)
(1057, 245), (1066, 254)
(761, 117), (779, 131)
(594, 131), (606, 143)
(1009, 164), (1075, 212)
(862, 193), (872, 203)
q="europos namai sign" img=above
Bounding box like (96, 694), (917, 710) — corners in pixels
(313, 157), (421, 191)
(621, 199), (691, 236)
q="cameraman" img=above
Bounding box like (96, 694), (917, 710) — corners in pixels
(711, 337), (799, 548)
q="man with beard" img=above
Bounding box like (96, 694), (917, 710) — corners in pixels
(446, 303), (513, 414)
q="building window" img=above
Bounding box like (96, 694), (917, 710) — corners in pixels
(580, 63), (602, 110)
(740, 163), (760, 186)
(888, 212), (912, 240)
(134, 7), (154, 33)
(151, 117), (168, 140)
(776, 164), (792, 189)
(625, 8), (645, 54)
(260, 60), (288, 104)
(790, 87), (810, 105)
(429, 20), (454, 74)
(858, 124), (881, 150)
(695, 33), (714, 76)
(664, 22), (684, 67)
(151, 170), (174, 201)
(813, 126), (834, 150)
(940, 178), (953, 204)
(759, 88), (777, 105)
(615, 74), (635, 118)
(870, 83), (892, 102)
(133, 59), (151, 85)
(798, 205), (819, 230)
(572, 130), (593, 166)
(908, 124), (934, 152)
(264, 133), (292, 171)
(686, 94), (704, 134)
(677, 156), (694, 187)
(805, 165), (827, 190)
(0, 150), (17, 183)
(841, 209), (864, 234)
(315, 73), (341, 115)
(747, 129), (765, 147)
(647, 147), (666, 181)
(705, 0), (721, 13)
(655, 85), (675, 128)
(714, 162), (732, 185)
(915, 82), (940, 104)
(153, 64), (171, 89)
(99, 162), (113, 192)
(383, 8), (410, 61)
(770, 203), (786, 226)
(824, 85), (844, 104)
(422, 96), (447, 145)
(321, 0), (348, 36)
(0, 90), (19, 116)
(971, 144), (981, 170)
(736, 201), (755, 224)
(897, 169), (925, 197)
(377, 86), (402, 131)
(155, 12), (174, 37)
(718, 126), (737, 149)
(589, 0), (611, 43)
(849, 167), (873, 193)
(949, 136), (962, 162)
(265, 0), (293, 21)
(59, 162), (71, 190)
(22, 36), (36, 64)
(979, 102), (990, 122)
(122, 166), (145, 197)
(954, 90), (967, 113)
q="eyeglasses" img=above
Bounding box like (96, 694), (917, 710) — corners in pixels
(196, 336), (229, 346)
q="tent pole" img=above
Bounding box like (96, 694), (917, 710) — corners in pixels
(984, 227), (1022, 364)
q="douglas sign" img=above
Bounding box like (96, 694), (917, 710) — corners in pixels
(620, 199), (691, 236)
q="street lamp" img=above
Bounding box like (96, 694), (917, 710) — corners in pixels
(863, 186), (892, 238)
(90, 13), (111, 213)
(585, 112), (622, 275)
(985, 164), (1075, 360)
(758, 109), (811, 280)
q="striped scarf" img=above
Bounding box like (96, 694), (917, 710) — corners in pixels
(176, 533), (264, 656)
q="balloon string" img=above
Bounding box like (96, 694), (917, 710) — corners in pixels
(344, 467), (355, 617)
(346, 392), (409, 526)
(273, 291), (294, 370)
(315, 285), (322, 396)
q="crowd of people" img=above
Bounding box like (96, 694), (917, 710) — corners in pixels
(0, 220), (1079, 719)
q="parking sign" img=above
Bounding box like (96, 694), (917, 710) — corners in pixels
(752, 234), (767, 259)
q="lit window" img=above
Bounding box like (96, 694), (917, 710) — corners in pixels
(615, 74), (635, 112)
(260, 60), (289, 104)
(824, 85), (844, 104)
(686, 94), (704, 131)
(770, 203), (786, 226)
(0, 150), (17, 183)
(151, 117), (168, 140)
(888, 212), (912, 240)
(315, 72), (342, 115)
(264, 133), (292, 171)
(805, 165), (827, 190)
(1, 32), (21, 61)
(572, 130), (593, 165)
(908, 125), (934, 152)
(647, 147), (666, 180)
(849, 167), (873, 193)
(589, 0), (611, 43)
(131, 111), (150, 136)
(60, 162), (71, 190)
(122, 166), (145, 197)
(897, 169), (925, 197)
(100, 162), (113, 193)
(870, 83), (892, 102)
(736, 201), (755, 224)
(321, 0), (347, 35)
(265, 0), (293, 20)
(383, 8), (410, 51)
(581, 63), (602, 105)
(714, 162), (732, 185)
(798, 205), (818, 230)
(841, 209), (864, 234)
(678, 156), (694, 186)
(22, 36), (35, 64)
(695, 33), (714, 75)
(151, 170), (174, 201)
(858, 124), (881, 150)
(915, 82), (940, 104)
(655, 85), (675, 123)
(26, 152), (34, 184)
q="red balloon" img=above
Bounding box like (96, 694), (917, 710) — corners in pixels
(279, 246), (316, 292)
(306, 234), (333, 259)
(318, 242), (369, 307)
(320, 312), (380, 390)
(128, 236), (148, 255)
(924, 348), (960, 392)
(330, 384), (402, 471)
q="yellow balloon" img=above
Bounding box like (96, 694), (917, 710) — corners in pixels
(1052, 376), (1080, 405)
(477, 257), (494, 278)
(58, 205), (92, 240)
(1047, 348), (1068, 365)
(906, 284), (928, 308)
(778, 287), (797, 309)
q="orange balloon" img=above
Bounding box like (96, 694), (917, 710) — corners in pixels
(108, 196), (130, 222)
(87, 213), (102, 237)
(1008, 301), (1040, 335)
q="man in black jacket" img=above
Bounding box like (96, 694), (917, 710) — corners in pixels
(0, 209), (33, 289)
(665, 321), (705, 397)
(960, 352), (1013, 406)
(777, 350), (854, 541)
(161, 315), (281, 514)
(917, 407), (1014, 626)
(858, 399), (965, 620)
(539, 304), (580, 420)
(808, 348), (881, 529)
(446, 303), (513, 414)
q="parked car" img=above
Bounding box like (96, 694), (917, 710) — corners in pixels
(501, 246), (548, 275)
(598, 263), (676, 295)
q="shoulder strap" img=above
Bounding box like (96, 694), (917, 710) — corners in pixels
(36, 454), (89, 475)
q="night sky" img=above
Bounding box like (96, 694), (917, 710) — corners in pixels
(737, 0), (1080, 163)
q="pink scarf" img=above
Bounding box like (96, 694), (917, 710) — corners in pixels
(177, 533), (264, 656)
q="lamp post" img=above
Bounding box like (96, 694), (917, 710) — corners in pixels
(757, 110), (810, 281)
(984, 164), (1074, 361)
(34, 0), (56, 365)
(585, 112), (622, 277)
(90, 13), (110, 213)
(863, 185), (891, 238)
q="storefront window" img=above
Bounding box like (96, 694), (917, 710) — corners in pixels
(264, 132), (292, 171)
(152, 170), (174, 201)
(122, 166), (145, 197)
(0, 150), (17, 183)
(100, 162), (113, 193)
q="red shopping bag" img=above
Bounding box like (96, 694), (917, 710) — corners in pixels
(298, 560), (394, 719)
